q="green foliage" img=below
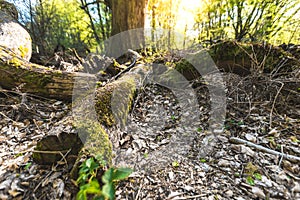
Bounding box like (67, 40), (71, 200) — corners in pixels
(196, 127), (202, 132)
(225, 119), (244, 130)
(29, 0), (101, 55)
(246, 176), (255, 186)
(24, 162), (32, 170)
(194, 0), (300, 44)
(245, 162), (262, 186)
(253, 173), (262, 181)
(77, 156), (132, 200)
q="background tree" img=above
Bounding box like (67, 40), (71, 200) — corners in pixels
(147, 0), (180, 49)
(105, 0), (148, 56)
(10, 0), (99, 56)
(79, 0), (112, 51)
(7, 0), (300, 59)
(194, 0), (300, 43)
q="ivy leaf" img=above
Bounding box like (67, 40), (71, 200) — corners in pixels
(102, 182), (115, 200)
(254, 173), (262, 180)
(246, 176), (255, 186)
(112, 168), (133, 181)
(102, 168), (114, 184)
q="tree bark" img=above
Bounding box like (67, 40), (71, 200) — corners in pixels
(0, 46), (85, 100)
(111, 0), (146, 35)
(106, 0), (147, 56)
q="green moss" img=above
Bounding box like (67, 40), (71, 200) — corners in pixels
(94, 77), (136, 127)
(174, 59), (200, 80)
(111, 78), (136, 128)
(75, 120), (112, 165)
(7, 56), (22, 67)
(95, 84), (116, 126)
(18, 45), (29, 59)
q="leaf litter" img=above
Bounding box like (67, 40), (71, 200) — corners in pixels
(0, 68), (299, 199)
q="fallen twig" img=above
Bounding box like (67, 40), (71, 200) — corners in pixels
(229, 137), (300, 162)
(33, 149), (71, 193)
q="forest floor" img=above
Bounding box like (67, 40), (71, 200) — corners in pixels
(0, 61), (299, 199)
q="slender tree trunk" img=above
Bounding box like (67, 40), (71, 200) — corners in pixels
(80, 0), (101, 45)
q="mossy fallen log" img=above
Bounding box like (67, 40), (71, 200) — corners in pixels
(3, 43), (151, 168)
(33, 64), (149, 174)
(0, 46), (94, 100)
(174, 41), (300, 80)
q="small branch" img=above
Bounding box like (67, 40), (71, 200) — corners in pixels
(105, 49), (142, 84)
(33, 149), (71, 193)
(229, 137), (300, 162)
(269, 81), (284, 128)
(167, 193), (208, 200)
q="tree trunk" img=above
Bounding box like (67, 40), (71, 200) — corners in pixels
(111, 0), (146, 35)
(106, 0), (147, 56)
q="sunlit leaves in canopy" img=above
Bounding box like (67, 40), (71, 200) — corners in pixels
(194, 0), (300, 44)
(33, 0), (96, 54)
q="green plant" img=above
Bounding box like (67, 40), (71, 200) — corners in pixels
(76, 156), (132, 200)
(246, 176), (255, 186)
(143, 153), (149, 158)
(196, 127), (202, 132)
(224, 119), (244, 130)
(24, 162), (32, 170)
(245, 162), (262, 186)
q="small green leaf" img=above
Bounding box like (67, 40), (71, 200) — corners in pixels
(102, 182), (115, 200)
(254, 173), (262, 180)
(200, 158), (206, 163)
(80, 179), (101, 194)
(24, 162), (32, 170)
(79, 165), (90, 174)
(197, 127), (202, 132)
(86, 158), (93, 168)
(237, 121), (244, 126)
(77, 174), (89, 185)
(102, 168), (114, 184)
(112, 168), (133, 181)
(246, 176), (255, 186)
(76, 190), (87, 200)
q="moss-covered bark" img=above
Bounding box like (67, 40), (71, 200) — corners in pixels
(0, 46), (95, 100)
(174, 41), (300, 79)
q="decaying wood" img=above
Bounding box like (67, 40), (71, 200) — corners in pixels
(229, 137), (300, 162)
(0, 46), (96, 101)
(0, 42), (151, 166)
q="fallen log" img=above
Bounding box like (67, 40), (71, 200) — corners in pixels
(0, 46), (89, 100)
(0, 45), (150, 171)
